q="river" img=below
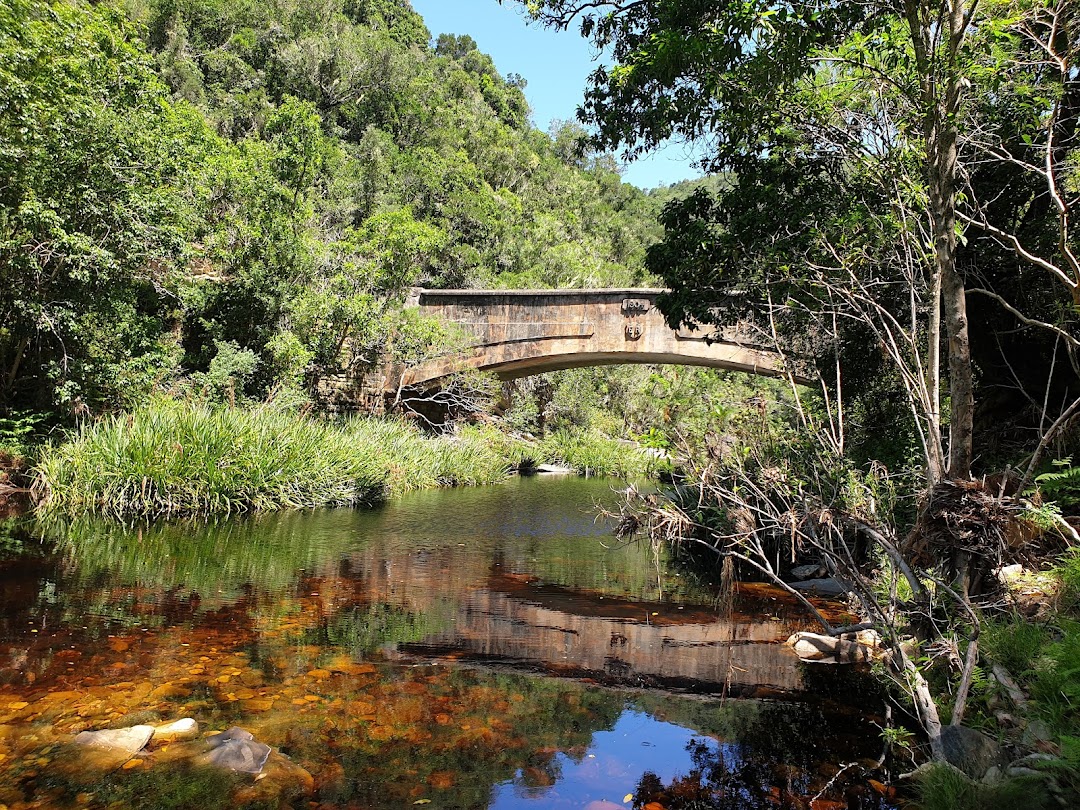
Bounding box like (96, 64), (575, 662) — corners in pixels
(0, 477), (901, 809)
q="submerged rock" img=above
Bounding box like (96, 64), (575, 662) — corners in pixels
(198, 727), (271, 775)
(206, 726), (253, 747)
(67, 724), (155, 772)
(73, 725), (154, 754)
(199, 740), (272, 774)
(233, 752), (315, 805)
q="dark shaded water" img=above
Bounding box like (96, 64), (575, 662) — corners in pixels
(0, 477), (901, 809)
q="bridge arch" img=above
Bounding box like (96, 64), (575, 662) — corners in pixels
(389, 289), (790, 391)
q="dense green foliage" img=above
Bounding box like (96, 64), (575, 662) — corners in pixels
(34, 396), (672, 517)
(0, 0), (665, 423)
(507, 3), (1080, 798)
(520, 0), (1079, 480)
(34, 399), (534, 516)
(928, 594), (1080, 808)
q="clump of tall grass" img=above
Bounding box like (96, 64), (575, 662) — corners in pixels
(539, 427), (663, 479)
(35, 401), (527, 518)
(35, 400), (390, 518)
(913, 763), (1055, 810)
(340, 419), (531, 495)
(1056, 548), (1080, 611)
(981, 618), (1052, 677)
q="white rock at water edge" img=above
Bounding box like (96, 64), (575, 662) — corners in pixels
(151, 718), (199, 743)
(786, 630), (884, 664)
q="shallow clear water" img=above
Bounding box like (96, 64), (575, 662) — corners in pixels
(0, 477), (900, 809)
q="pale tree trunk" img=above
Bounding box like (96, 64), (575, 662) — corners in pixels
(939, 237), (974, 479)
(926, 267), (945, 482)
(907, 0), (977, 482)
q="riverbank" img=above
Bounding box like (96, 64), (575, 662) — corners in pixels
(32, 400), (663, 519)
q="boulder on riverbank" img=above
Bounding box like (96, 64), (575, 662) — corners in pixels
(940, 725), (1006, 779)
(786, 631), (884, 664)
(790, 564), (825, 580)
(535, 463), (574, 475)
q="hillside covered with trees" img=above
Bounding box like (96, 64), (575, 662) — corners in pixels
(1, 0), (671, 423)
(3, 0), (1080, 806)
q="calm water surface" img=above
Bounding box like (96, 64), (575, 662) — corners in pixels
(0, 477), (901, 809)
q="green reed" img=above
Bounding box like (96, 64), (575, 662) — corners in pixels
(35, 401), (529, 518)
(538, 428), (663, 479)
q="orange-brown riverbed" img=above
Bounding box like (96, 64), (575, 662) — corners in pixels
(0, 477), (901, 809)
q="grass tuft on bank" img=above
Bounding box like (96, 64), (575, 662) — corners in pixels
(538, 428), (667, 479)
(34, 400), (530, 518)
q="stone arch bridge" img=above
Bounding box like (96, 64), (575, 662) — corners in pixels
(386, 288), (788, 392)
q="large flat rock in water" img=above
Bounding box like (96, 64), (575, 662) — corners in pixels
(74, 725), (154, 753)
(67, 725), (154, 771)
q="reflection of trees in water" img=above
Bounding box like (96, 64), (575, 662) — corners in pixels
(631, 688), (897, 810)
(513, 750), (563, 799)
(300, 601), (454, 652)
(634, 738), (894, 809)
(311, 669), (624, 808)
(41, 510), (362, 599)
(0, 514), (33, 560)
(507, 533), (720, 603)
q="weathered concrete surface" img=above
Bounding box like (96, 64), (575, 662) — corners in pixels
(391, 289), (789, 390)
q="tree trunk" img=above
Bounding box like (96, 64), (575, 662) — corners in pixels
(940, 259), (974, 479)
(917, 0), (975, 481)
(926, 266), (945, 482)
(4, 336), (30, 394)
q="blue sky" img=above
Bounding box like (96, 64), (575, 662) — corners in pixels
(409, 0), (703, 189)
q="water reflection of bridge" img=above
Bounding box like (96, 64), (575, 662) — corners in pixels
(354, 546), (810, 695)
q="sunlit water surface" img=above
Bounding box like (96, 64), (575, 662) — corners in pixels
(0, 477), (900, 809)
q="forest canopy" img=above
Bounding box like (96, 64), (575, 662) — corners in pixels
(0, 0), (671, 420)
